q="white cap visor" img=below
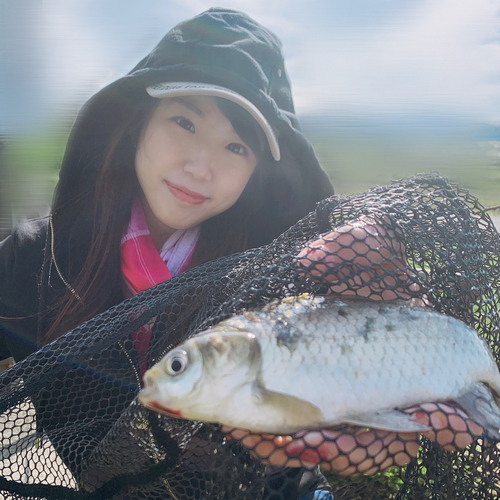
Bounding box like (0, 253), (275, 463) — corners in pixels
(146, 82), (280, 161)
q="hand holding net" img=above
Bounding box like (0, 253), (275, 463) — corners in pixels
(224, 401), (484, 476)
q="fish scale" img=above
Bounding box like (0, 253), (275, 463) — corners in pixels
(140, 294), (500, 435)
(256, 298), (489, 416)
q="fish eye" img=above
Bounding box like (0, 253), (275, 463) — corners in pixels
(165, 349), (189, 376)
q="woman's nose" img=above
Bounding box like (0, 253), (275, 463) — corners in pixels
(183, 150), (212, 181)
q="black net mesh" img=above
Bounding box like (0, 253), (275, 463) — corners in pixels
(0, 173), (499, 499)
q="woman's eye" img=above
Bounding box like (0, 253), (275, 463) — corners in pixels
(227, 142), (248, 156)
(173, 117), (195, 132)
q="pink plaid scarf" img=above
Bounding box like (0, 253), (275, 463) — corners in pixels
(120, 200), (199, 377)
(120, 200), (199, 295)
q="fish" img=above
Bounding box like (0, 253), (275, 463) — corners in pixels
(139, 294), (500, 436)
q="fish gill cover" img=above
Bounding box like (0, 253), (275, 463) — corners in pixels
(0, 173), (499, 499)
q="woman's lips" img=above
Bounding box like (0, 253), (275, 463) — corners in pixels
(166, 182), (208, 205)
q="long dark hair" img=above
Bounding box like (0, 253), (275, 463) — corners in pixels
(44, 96), (267, 343)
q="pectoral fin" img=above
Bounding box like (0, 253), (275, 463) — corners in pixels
(343, 410), (431, 432)
(252, 382), (324, 430)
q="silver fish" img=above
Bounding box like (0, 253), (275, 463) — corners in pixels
(139, 294), (500, 435)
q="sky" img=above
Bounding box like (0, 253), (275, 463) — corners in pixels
(0, 0), (499, 134)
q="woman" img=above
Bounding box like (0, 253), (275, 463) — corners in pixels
(0, 8), (485, 500)
(0, 7), (332, 498)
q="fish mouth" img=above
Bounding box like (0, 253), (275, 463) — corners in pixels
(142, 400), (184, 418)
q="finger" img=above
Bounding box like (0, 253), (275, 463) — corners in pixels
(236, 433), (303, 467)
(228, 401), (483, 475)
(297, 218), (403, 264)
(223, 427), (251, 440)
(295, 224), (412, 301)
(404, 401), (483, 451)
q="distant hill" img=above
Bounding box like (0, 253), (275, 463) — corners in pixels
(297, 111), (500, 207)
(298, 111), (500, 141)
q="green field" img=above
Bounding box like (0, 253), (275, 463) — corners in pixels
(307, 130), (500, 209)
(1, 124), (499, 230)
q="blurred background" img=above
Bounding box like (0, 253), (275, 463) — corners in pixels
(1, 0), (499, 238)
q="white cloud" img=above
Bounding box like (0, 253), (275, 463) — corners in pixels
(166, 0), (299, 36)
(291, 0), (500, 121)
(5, 0), (499, 129)
(39, 1), (173, 110)
(38, 0), (299, 109)
(41, 7), (114, 104)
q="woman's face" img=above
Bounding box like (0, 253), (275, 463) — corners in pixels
(135, 96), (258, 247)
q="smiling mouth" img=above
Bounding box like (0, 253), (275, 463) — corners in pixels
(166, 182), (208, 205)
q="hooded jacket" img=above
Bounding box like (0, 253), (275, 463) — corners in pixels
(0, 7), (334, 364)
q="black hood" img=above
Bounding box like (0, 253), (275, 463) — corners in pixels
(52, 7), (334, 255)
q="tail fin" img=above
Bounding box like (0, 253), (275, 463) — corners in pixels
(455, 382), (500, 440)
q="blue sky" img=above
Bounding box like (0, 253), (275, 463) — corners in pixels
(1, 0), (500, 132)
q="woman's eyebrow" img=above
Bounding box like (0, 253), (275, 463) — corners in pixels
(170, 97), (205, 117)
